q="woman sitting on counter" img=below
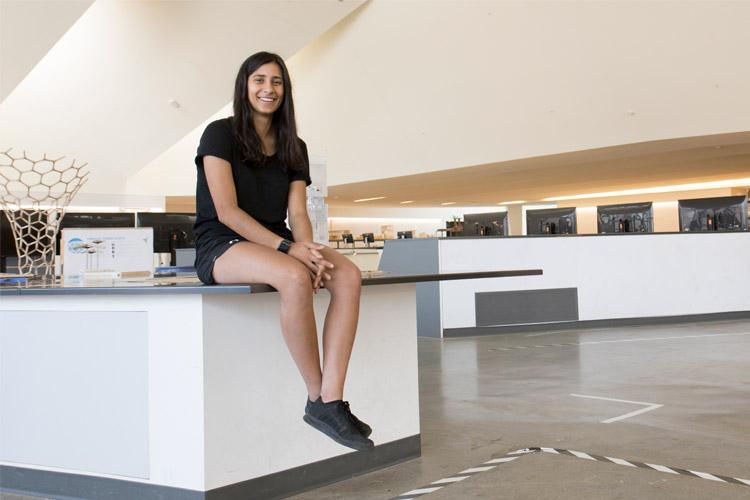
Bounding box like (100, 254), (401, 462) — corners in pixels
(192, 52), (373, 451)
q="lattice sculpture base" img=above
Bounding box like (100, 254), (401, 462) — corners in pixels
(0, 149), (88, 278)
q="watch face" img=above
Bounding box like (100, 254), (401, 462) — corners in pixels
(278, 239), (292, 253)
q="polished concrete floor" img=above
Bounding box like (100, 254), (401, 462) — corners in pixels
(3, 319), (749, 500)
(291, 319), (750, 499)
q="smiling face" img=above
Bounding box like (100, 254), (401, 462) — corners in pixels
(247, 62), (284, 116)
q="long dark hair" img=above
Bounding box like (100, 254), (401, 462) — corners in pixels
(232, 51), (304, 170)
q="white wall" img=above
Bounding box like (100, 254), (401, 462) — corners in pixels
(289, 0), (750, 186)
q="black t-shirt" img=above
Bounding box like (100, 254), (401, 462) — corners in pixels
(193, 117), (311, 243)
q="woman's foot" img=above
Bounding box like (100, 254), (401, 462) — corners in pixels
(307, 397), (372, 437)
(304, 398), (374, 451)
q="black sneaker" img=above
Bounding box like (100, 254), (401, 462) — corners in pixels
(306, 397), (372, 437)
(341, 400), (372, 438)
(304, 398), (374, 451)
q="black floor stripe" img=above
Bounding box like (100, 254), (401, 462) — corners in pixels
(670, 467), (706, 479)
(715, 475), (746, 486)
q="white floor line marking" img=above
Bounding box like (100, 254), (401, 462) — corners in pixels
(484, 457), (519, 464)
(647, 463), (679, 474)
(402, 487), (442, 495)
(492, 332), (750, 351)
(577, 332), (750, 346)
(391, 446), (750, 499)
(541, 447), (750, 488)
(570, 450), (596, 460)
(570, 393), (664, 423)
(431, 476), (469, 485)
(607, 456), (637, 467)
(459, 466), (496, 474)
(508, 448), (538, 455)
(690, 471), (724, 482)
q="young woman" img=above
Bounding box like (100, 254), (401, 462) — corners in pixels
(193, 52), (372, 451)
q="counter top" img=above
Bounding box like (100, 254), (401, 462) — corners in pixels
(0, 269), (542, 296)
(432, 230), (749, 240)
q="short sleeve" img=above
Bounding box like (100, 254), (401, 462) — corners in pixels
(195, 119), (233, 167)
(289, 139), (312, 186)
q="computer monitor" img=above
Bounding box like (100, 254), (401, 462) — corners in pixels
(343, 233), (354, 244)
(136, 213), (196, 253)
(526, 207), (577, 235)
(0, 211), (16, 258)
(362, 233), (375, 244)
(678, 195), (747, 232)
(463, 212), (508, 236)
(1, 211), (137, 272)
(396, 230), (414, 239)
(597, 202), (653, 233)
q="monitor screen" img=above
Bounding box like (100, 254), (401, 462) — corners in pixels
(678, 195), (748, 232)
(463, 212), (508, 236)
(597, 202), (653, 233)
(137, 213), (196, 253)
(526, 207), (577, 235)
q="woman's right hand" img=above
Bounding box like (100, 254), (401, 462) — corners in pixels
(288, 242), (334, 291)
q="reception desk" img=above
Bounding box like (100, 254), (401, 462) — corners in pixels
(0, 270), (539, 500)
(380, 232), (750, 337)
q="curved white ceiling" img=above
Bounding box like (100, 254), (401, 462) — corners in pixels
(0, 0), (364, 194)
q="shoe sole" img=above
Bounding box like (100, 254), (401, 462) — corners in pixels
(303, 414), (374, 451)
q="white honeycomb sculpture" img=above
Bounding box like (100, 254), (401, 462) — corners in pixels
(0, 149), (88, 277)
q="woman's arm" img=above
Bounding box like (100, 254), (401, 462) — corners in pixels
(287, 179), (333, 289)
(287, 180), (313, 243)
(203, 155), (285, 249)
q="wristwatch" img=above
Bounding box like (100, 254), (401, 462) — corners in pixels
(277, 239), (292, 254)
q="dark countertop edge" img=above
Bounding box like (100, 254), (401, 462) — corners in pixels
(434, 231), (749, 240)
(361, 269), (542, 285)
(0, 270), (542, 296)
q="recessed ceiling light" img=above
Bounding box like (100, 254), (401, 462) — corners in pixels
(542, 178), (750, 201)
(440, 202), (456, 205)
(498, 200), (526, 205)
(400, 200), (415, 204)
(353, 196), (386, 203)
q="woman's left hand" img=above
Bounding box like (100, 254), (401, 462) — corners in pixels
(290, 241), (334, 292)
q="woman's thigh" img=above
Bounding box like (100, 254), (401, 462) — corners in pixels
(212, 241), (310, 290)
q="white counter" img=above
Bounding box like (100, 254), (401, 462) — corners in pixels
(380, 233), (750, 337)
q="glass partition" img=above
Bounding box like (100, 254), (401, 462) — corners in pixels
(678, 195), (748, 232)
(597, 202), (653, 233)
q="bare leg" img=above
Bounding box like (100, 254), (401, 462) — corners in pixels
(212, 242), (322, 400)
(317, 247), (362, 402)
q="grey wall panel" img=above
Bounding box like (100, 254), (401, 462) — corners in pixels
(378, 239), (439, 275)
(475, 288), (579, 326)
(416, 282), (441, 338)
(0, 311), (149, 478)
(380, 239), (441, 337)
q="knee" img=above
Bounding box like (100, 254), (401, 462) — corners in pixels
(278, 263), (312, 297)
(330, 261), (361, 296)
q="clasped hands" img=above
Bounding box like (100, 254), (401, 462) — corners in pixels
(288, 241), (334, 292)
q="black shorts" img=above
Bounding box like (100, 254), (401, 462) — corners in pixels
(194, 227), (294, 284)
